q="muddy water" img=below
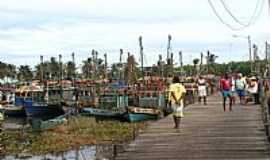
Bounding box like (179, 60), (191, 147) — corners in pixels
(3, 145), (118, 160)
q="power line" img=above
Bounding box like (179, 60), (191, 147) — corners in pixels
(208, 0), (264, 31)
(208, 0), (246, 31)
(219, 0), (263, 27)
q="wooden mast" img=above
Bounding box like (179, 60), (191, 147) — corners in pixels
(139, 36), (144, 80)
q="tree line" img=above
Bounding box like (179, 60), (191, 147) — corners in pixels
(0, 53), (263, 84)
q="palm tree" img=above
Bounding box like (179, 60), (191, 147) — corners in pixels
(193, 58), (200, 75)
(81, 58), (93, 79)
(49, 57), (60, 80)
(65, 61), (76, 80)
(0, 61), (7, 80)
(17, 65), (33, 81)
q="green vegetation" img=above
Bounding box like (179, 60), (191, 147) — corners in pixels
(0, 116), (146, 156)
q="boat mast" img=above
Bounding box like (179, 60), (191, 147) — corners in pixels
(72, 52), (75, 87)
(166, 35), (172, 77)
(139, 36), (144, 81)
(179, 51), (183, 76)
(59, 54), (63, 100)
(40, 55), (44, 83)
(120, 49), (123, 82)
(104, 53), (107, 79)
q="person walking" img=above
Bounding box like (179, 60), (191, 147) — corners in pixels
(220, 74), (233, 111)
(168, 76), (186, 129)
(248, 76), (260, 104)
(230, 74), (236, 105)
(235, 73), (246, 105)
(197, 75), (207, 105)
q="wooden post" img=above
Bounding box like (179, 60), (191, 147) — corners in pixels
(179, 51), (183, 75)
(120, 49), (123, 81)
(139, 36), (144, 80)
(40, 55), (44, 83)
(167, 35), (172, 77)
(207, 50), (210, 73)
(59, 54), (63, 99)
(104, 53), (107, 79)
(200, 52), (203, 73)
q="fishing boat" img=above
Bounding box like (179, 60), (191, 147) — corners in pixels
(80, 81), (127, 120)
(30, 114), (68, 130)
(2, 105), (25, 117)
(122, 106), (161, 122)
(122, 76), (165, 122)
(0, 84), (30, 117)
(24, 82), (64, 117)
(80, 107), (121, 119)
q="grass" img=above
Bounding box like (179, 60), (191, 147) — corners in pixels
(0, 116), (146, 156)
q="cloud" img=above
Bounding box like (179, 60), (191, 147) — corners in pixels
(0, 0), (269, 68)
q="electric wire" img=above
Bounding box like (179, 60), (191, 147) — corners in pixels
(208, 0), (246, 30)
(208, 0), (264, 31)
(219, 0), (262, 27)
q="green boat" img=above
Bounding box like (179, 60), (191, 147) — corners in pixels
(80, 108), (122, 119)
(30, 115), (67, 131)
(123, 107), (161, 122)
(123, 112), (158, 122)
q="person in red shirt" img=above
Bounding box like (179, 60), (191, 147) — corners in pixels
(220, 73), (233, 111)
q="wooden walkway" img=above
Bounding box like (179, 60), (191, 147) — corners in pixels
(116, 94), (270, 160)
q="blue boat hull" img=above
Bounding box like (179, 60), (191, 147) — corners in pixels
(123, 113), (158, 122)
(4, 107), (26, 117)
(24, 101), (64, 117)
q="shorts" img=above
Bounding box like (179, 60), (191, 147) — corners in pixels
(222, 90), (232, 98)
(236, 89), (245, 97)
(198, 85), (207, 97)
(172, 102), (184, 118)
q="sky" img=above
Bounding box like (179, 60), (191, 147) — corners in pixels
(0, 0), (269, 69)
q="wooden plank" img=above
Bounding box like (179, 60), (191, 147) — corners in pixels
(116, 94), (270, 160)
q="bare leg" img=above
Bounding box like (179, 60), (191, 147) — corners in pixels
(173, 116), (179, 128)
(204, 96), (207, 105)
(229, 96), (233, 111)
(223, 97), (226, 111)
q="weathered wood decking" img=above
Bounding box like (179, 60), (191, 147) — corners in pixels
(116, 94), (270, 160)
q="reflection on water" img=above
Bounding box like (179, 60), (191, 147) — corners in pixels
(3, 145), (117, 160)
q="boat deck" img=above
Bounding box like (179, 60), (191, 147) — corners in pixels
(116, 94), (270, 160)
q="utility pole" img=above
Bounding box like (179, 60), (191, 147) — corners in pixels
(266, 41), (268, 61)
(253, 44), (258, 74)
(248, 35), (252, 72)
(139, 36), (144, 80)
(40, 55), (44, 83)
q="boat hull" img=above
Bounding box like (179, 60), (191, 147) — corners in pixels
(24, 101), (64, 117)
(4, 106), (26, 117)
(81, 108), (121, 119)
(123, 113), (158, 122)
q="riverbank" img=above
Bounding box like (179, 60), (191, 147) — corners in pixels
(0, 116), (146, 156)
